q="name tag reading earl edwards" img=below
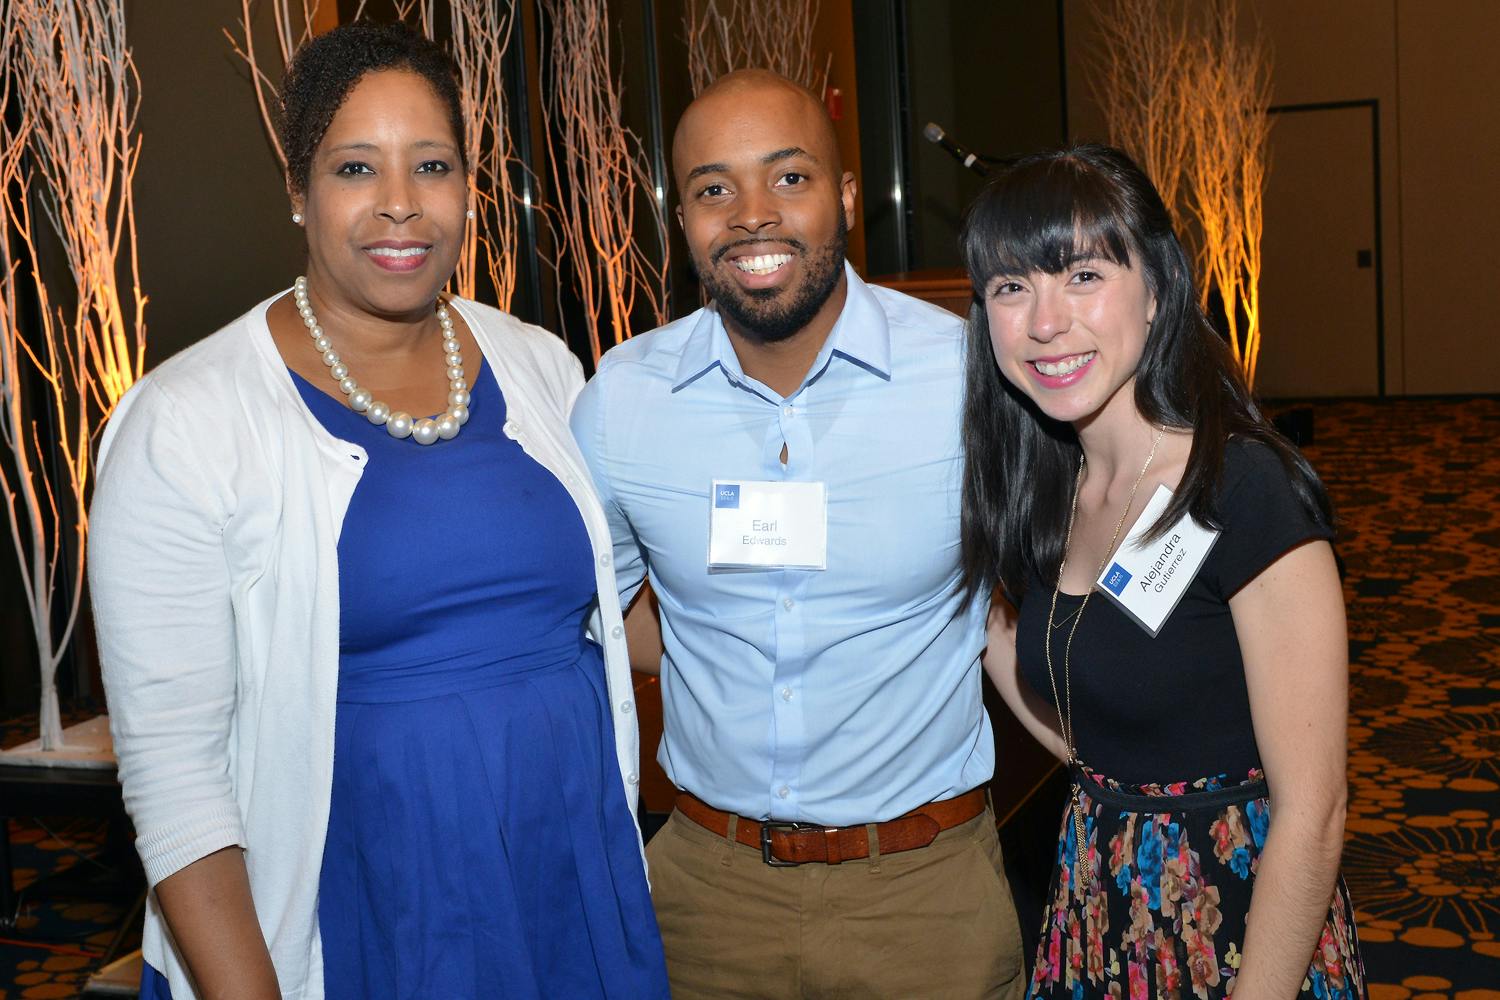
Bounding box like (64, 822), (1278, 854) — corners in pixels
(1094, 483), (1219, 636)
(708, 479), (827, 570)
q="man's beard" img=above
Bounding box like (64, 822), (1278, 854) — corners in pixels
(693, 215), (848, 344)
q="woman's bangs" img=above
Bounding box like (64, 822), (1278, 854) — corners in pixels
(963, 157), (1136, 285)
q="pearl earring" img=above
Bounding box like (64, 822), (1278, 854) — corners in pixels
(465, 208), (476, 220)
(291, 212), (304, 224)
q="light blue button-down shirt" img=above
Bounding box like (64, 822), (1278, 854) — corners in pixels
(571, 264), (993, 825)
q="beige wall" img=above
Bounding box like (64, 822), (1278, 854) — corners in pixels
(1392, 1), (1500, 395)
(1063, 0), (1499, 396)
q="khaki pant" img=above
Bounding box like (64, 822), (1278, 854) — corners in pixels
(645, 803), (1027, 1000)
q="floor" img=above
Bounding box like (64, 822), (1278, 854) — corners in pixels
(1, 396), (1498, 998)
(1303, 397), (1500, 995)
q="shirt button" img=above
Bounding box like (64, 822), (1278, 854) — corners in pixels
(599, 553), (612, 568)
(782, 597), (794, 610)
(610, 624), (624, 639)
(777, 786), (790, 799)
(620, 700), (633, 714)
(780, 687), (793, 702)
(782, 404), (794, 416)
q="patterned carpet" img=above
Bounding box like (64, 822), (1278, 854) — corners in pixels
(1, 397), (1498, 998)
(0, 818), (130, 998)
(1299, 397), (1500, 997)
(1, 701), (137, 1000)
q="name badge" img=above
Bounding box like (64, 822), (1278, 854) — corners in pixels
(1094, 484), (1219, 636)
(707, 479), (827, 570)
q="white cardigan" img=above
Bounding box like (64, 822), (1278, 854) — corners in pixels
(89, 293), (641, 1000)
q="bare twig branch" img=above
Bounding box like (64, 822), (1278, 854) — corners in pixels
(1182, 0), (1272, 385)
(1, 0), (148, 749)
(1090, 0), (1272, 387)
(226, 1), (524, 309)
(1089, 0), (1194, 241)
(536, 0), (670, 360)
(415, 1), (527, 306)
(683, 0), (827, 96)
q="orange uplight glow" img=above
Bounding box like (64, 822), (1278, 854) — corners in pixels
(536, 0), (670, 361)
(1092, 0), (1271, 389)
(1, 0), (148, 750)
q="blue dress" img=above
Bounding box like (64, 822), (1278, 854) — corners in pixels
(143, 359), (667, 999)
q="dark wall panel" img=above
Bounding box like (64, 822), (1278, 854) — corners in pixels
(128, 0), (308, 366)
(855, 0), (1067, 275)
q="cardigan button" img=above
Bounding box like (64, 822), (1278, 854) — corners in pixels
(610, 624), (624, 639)
(627, 772), (639, 785)
(598, 553), (611, 568)
(503, 420), (520, 439)
(620, 700), (633, 714)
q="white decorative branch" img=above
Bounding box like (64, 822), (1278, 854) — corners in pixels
(535, 0), (670, 361)
(1, 0), (147, 750)
(1182, 1), (1272, 385)
(226, 1), (524, 309)
(392, 1), (527, 308)
(1089, 0), (1193, 237)
(683, 0), (828, 97)
(224, 0), (335, 171)
(1090, 0), (1272, 387)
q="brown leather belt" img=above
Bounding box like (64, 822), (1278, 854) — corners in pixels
(674, 787), (987, 866)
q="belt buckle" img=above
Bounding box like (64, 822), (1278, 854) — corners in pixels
(760, 821), (807, 867)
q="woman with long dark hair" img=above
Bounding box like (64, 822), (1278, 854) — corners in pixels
(961, 145), (1364, 998)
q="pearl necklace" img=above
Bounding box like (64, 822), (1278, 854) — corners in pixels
(293, 276), (471, 445)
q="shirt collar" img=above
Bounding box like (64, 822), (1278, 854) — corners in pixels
(671, 262), (892, 392)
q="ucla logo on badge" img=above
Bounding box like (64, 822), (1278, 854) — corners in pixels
(1103, 563), (1132, 596)
(715, 483), (741, 509)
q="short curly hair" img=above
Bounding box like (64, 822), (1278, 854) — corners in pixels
(278, 21), (468, 195)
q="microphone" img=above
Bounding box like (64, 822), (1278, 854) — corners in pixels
(923, 122), (990, 177)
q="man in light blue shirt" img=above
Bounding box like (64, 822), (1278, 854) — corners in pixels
(572, 70), (1023, 998)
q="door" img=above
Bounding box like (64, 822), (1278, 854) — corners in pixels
(1255, 103), (1381, 398)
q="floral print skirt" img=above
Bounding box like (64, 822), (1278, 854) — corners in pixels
(1026, 764), (1366, 1000)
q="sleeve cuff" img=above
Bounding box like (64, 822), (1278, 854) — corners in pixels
(136, 803), (247, 887)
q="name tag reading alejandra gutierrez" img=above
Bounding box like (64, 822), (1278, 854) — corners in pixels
(707, 479), (827, 570)
(1094, 484), (1219, 636)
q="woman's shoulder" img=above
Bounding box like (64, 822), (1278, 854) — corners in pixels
(1222, 434), (1284, 475)
(456, 298), (573, 359)
(454, 298), (582, 395)
(1214, 435), (1305, 509)
(1203, 433), (1333, 595)
(111, 301), (282, 431)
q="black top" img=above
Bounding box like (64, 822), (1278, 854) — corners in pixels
(1016, 439), (1335, 785)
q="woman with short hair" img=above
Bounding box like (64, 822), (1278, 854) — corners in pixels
(90, 22), (667, 1000)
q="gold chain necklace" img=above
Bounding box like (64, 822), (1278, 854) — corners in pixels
(1044, 426), (1164, 888)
